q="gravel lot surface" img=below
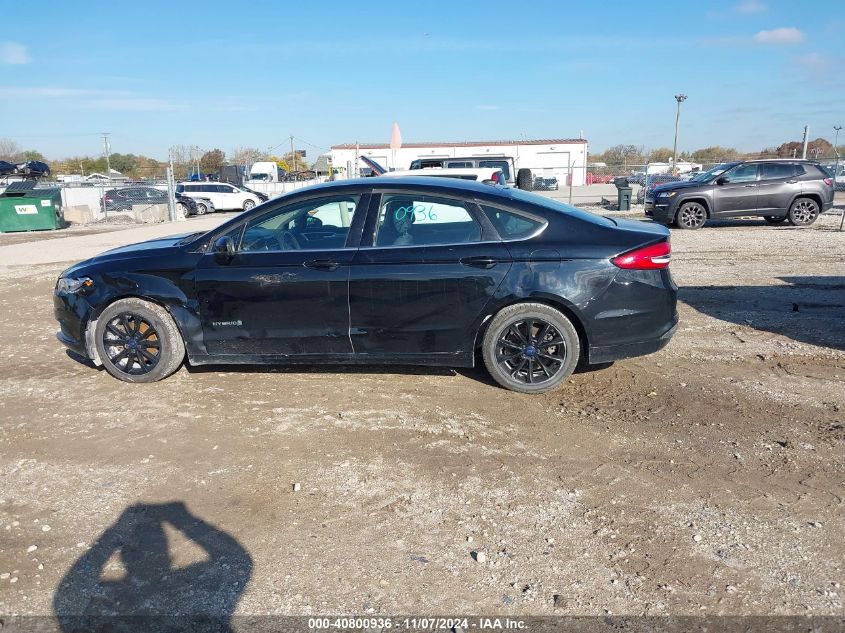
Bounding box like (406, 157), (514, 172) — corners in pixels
(0, 208), (843, 620)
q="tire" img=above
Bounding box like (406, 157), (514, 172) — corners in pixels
(93, 298), (185, 383)
(482, 302), (580, 394)
(176, 202), (188, 219)
(787, 197), (820, 227)
(516, 168), (533, 191)
(763, 215), (786, 224)
(195, 202), (207, 215)
(243, 199), (255, 211)
(674, 201), (707, 230)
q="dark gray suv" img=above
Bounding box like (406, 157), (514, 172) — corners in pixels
(644, 160), (834, 229)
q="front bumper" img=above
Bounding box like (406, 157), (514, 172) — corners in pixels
(644, 196), (678, 223)
(54, 291), (94, 359)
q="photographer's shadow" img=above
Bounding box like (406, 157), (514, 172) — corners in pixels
(53, 502), (252, 632)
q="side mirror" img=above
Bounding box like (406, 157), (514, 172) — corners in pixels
(716, 176), (728, 185)
(213, 236), (235, 265)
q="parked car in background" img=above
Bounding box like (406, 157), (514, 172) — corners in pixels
(636, 174), (684, 203)
(409, 156), (533, 190)
(175, 193), (197, 217)
(16, 160), (50, 177)
(101, 186), (168, 213)
(176, 182), (262, 212)
(235, 184), (268, 202)
(644, 160), (834, 229)
(382, 167), (506, 185)
(54, 177), (677, 393)
(192, 197), (215, 215)
(0, 160), (16, 176)
(533, 176), (559, 191)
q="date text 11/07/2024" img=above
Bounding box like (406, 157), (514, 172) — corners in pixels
(307, 617), (527, 630)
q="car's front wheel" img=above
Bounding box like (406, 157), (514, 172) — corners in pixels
(195, 201), (208, 215)
(482, 302), (580, 394)
(176, 202), (188, 218)
(243, 199), (256, 211)
(787, 198), (820, 227)
(764, 215), (786, 224)
(94, 298), (185, 383)
(675, 201), (707, 230)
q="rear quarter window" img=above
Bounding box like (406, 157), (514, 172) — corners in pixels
(480, 205), (545, 239)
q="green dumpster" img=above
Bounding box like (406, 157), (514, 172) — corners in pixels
(0, 185), (64, 232)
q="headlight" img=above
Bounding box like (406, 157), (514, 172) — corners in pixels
(56, 276), (93, 294)
(657, 191), (678, 198)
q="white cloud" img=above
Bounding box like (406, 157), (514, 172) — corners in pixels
(0, 41), (31, 64)
(735, 0), (766, 14)
(0, 87), (126, 98)
(754, 27), (805, 44)
(795, 52), (832, 72)
(0, 87), (181, 110)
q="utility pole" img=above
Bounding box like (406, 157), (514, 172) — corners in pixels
(290, 135), (295, 172)
(801, 125), (809, 159)
(101, 132), (111, 183)
(672, 94), (687, 175)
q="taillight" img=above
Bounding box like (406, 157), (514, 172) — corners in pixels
(823, 177), (833, 187)
(612, 241), (671, 270)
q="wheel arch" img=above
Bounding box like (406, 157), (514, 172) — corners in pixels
(84, 292), (202, 363)
(674, 196), (712, 220)
(789, 192), (822, 210)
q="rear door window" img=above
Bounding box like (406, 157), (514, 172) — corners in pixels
(760, 163), (796, 180)
(374, 194), (482, 247)
(478, 160), (511, 180)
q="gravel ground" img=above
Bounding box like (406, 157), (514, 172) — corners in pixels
(0, 209), (843, 621)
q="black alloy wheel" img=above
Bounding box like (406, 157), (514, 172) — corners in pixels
(102, 313), (161, 375)
(495, 319), (566, 386)
(482, 303), (580, 393)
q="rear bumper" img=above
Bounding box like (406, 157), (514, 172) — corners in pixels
(588, 314), (678, 364)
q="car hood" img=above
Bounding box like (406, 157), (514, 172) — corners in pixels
(652, 180), (708, 193)
(60, 233), (195, 277)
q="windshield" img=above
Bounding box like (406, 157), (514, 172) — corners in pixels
(691, 162), (739, 182)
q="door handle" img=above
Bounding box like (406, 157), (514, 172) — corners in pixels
(460, 256), (498, 269)
(304, 259), (339, 271)
(743, 184), (757, 188)
(786, 180), (798, 184)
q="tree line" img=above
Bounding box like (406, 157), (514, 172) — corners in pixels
(0, 139), (313, 180)
(592, 138), (841, 167)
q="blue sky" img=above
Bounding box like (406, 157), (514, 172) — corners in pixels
(1, 0), (842, 160)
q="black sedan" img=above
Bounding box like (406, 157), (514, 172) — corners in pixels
(54, 177), (678, 393)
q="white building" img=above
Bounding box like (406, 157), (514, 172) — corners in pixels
(330, 138), (589, 186)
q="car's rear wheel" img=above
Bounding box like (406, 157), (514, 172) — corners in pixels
(675, 202), (707, 230)
(516, 168), (533, 191)
(243, 199), (255, 211)
(195, 201), (208, 215)
(482, 303), (580, 394)
(94, 298), (185, 383)
(764, 215), (786, 224)
(787, 198), (820, 227)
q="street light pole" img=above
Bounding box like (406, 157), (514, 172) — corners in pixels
(672, 94), (687, 175)
(835, 125), (843, 231)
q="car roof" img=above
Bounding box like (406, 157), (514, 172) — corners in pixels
(288, 176), (513, 198)
(383, 167), (502, 178)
